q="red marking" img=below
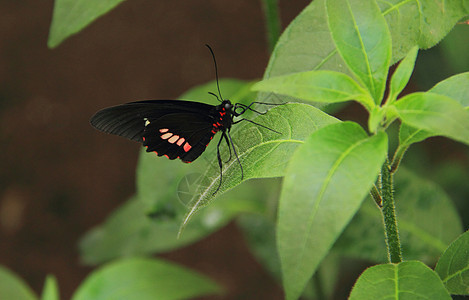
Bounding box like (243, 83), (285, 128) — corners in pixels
(168, 135), (179, 144)
(164, 154), (169, 159)
(159, 128), (169, 133)
(142, 136), (146, 142)
(183, 142), (192, 152)
(161, 132), (172, 140)
(220, 112), (226, 116)
(177, 138), (185, 146)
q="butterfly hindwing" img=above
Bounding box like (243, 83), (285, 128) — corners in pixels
(143, 112), (216, 162)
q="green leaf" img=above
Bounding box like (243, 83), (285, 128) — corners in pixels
(430, 72), (469, 107)
(335, 168), (463, 264)
(261, 0), (468, 102)
(395, 92), (469, 146)
(388, 46), (418, 102)
(0, 265), (36, 300)
(399, 72), (469, 148)
(263, 0), (350, 78)
(349, 261), (451, 300)
(435, 230), (469, 295)
(252, 70), (373, 109)
(326, 0), (391, 103)
(137, 79), (256, 212)
(79, 193), (251, 265)
(277, 122), (388, 300)
(179, 103), (340, 234)
(72, 257), (221, 300)
(48, 0), (126, 48)
(81, 79), (267, 264)
(41, 275), (59, 300)
(382, 1), (469, 58)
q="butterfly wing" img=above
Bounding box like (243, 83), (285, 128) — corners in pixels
(143, 112), (217, 162)
(90, 100), (218, 162)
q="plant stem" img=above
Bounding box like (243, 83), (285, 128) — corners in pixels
(380, 159), (402, 263)
(261, 0), (281, 53)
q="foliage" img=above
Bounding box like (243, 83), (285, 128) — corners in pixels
(1, 0), (464, 299)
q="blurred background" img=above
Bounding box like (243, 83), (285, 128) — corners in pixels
(1, 1), (468, 299)
(0, 0), (309, 299)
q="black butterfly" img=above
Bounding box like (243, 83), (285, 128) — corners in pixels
(90, 45), (280, 194)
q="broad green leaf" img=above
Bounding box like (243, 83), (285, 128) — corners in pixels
(41, 275), (59, 300)
(79, 193), (255, 265)
(48, 0), (126, 48)
(349, 261), (451, 300)
(388, 46), (418, 102)
(277, 122), (387, 300)
(252, 70), (373, 110)
(72, 258), (221, 300)
(395, 92), (469, 146)
(80, 80), (265, 264)
(381, 1), (469, 59)
(335, 168), (463, 264)
(263, 0), (350, 78)
(261, 0), (468, 103)
(399, 72), (469, 147)
(326, 0), (391, 103)
(238, 205), (340, 300)
(0, 265), (36, 300)
(137, 79), (256, 212)
(430, 72), (469, 107)
(435, 230), (469, 295)
(179, 103), (340, 234)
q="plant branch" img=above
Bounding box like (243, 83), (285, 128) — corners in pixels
(261, 0), (281, 53)
(380, 159), (402, 263)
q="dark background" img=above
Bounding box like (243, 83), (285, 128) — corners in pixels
(0, 0), (309, 298)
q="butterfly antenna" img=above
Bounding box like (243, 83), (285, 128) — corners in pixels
(205, 44), (224, 101)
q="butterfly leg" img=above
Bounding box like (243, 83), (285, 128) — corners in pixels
(213, 132), (225, 195)
(226, 129), (244, 180)
(223, 131), (232, 163)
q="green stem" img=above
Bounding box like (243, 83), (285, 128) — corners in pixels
(261, 0), (281, 53)
(381, 159), (402, 263)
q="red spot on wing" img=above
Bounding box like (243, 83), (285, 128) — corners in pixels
(168, 135), (179, 144)
(177, 138), (185, 146)
(161, 132), (172, 140)
(183, 142), (192, 152)
(159, 128), (169, 133)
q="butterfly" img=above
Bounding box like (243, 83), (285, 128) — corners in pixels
(90, 45), (281, 194)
